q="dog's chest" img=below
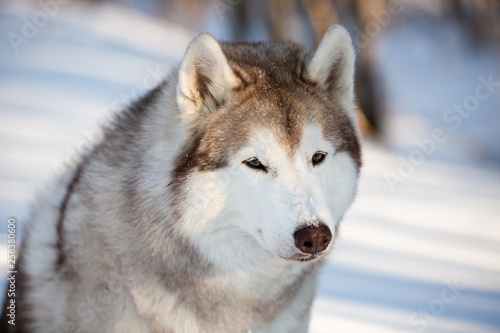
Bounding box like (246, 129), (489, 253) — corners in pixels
(152, 263), (316, 333)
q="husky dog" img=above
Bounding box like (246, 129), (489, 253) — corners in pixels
(1, 25), (361, 332)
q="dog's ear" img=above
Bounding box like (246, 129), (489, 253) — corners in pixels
(307, 25), (355, 113)
(177, 33), (238, 126)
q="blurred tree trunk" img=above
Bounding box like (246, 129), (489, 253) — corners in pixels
(450, 0), (500, 50)
(352, 0), (386, 136)
(302, 0), (338, 45)
(268, 0), (300, 40)
(231, 0), (250, 40)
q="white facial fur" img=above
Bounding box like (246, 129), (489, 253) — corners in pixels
(178, 123), (359, 265)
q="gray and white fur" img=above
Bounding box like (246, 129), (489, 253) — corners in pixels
(1, 25), (361, 333)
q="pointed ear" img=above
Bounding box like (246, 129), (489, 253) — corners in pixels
(177, 33), (238, 126)
(307, 25), (355, 112)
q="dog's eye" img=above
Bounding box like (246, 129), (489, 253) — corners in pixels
(312, 151), (327, 166)
(243, 158), (267, 172)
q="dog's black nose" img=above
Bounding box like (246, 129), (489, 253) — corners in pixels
(293, 224), (332, 254)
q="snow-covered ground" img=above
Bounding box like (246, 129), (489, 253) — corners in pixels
(1, 2), (499, 332)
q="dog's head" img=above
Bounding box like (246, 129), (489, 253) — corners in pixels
(171, 26), (361, 263)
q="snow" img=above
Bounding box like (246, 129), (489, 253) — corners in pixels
(376, 13), (500, 165)
(1, 1), (499, 332)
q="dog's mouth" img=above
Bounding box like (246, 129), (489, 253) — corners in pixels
(296, 256), (317, 262)
(283, 253), (324, 263)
